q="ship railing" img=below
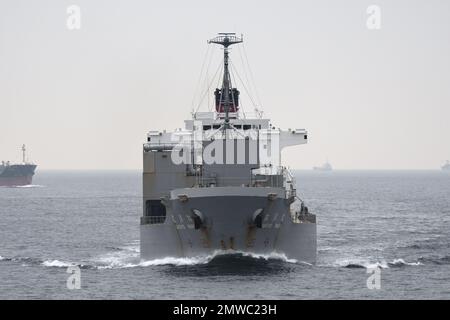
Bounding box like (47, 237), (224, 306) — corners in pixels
(250, 166), (296, 191)
(197, 176), (217, 187)
(250, 173), (283, 188)
(291, 212), (316, 224)
(286, 188), (296, 199)
(197, 176), (256, 187)
(140, 216), (166, 225)
(239, 111), (264, 119)
(192, 166), (296, 190)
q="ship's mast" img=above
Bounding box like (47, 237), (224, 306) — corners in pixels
(208, 33), (243, 129)
(22, 144), (26, 164)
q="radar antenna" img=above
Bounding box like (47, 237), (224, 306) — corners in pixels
(208, 33), (243, 129)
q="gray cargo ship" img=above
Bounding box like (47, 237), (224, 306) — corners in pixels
(140, 34), (317, 263)
(313, 160), (332, 171)
(0, 145), (37, 187)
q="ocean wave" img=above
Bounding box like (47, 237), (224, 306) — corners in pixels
(13, 185), (44, 188)
(332, 259), (389, 269)
(0, 256), (45, 265)
(395, 235), (449, 251)
(94, 244), (140, 269)
(2, 249), (308, 270)
(94, 253), (219, 269)
(0, 255), (90, 268)
(139, 251), (301, 267)
(328, 257), (422, 269)
(41, 260), (77, 268)
(40, 259), (95, 269)
(239, 251), (301, 264)
(418, 255), (450, 265)
(138, 255), (214, 267)
(388, 258), (422, 267)
(93, 249), (302, 269)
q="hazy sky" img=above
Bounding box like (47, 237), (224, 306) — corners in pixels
(1, 0), (449, 170)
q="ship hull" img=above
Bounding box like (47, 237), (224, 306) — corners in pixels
(140, 187), (317, 263)
(0, 164), (37, 187)
(0, 175), (34, 186)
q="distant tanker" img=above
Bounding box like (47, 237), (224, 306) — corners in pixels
(313, 160), (332, 172)
(0, 145), (37, 186)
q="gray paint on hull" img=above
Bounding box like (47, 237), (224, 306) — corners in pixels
(0, 164), (37, 186)
(0, 164), (37, 178)
(140, 190), (316, 263)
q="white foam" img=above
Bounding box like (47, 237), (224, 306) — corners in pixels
(93, 248), (302, 269)
(94, 243), (141, 269)
(0, 255), (4, 261)
(240, 251), (300, 264)
(139, 255), (214, 267)
(390, 258), (422, 266)
(138, 250), (301, 267)
(15, 185), (44, 188)
(366, 261), (389, 269)
(42, 260), (75, 268)
(330, 257), (422, 269)
(331, 258), (389, 269)
(97, 250), (217, 269)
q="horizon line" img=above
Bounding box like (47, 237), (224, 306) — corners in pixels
(34, 168), (448, 171)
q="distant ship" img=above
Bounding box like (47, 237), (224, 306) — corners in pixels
(0, 145), (37, 186)
(313, 160), (332, 171)
(442, 160), (450, 171)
